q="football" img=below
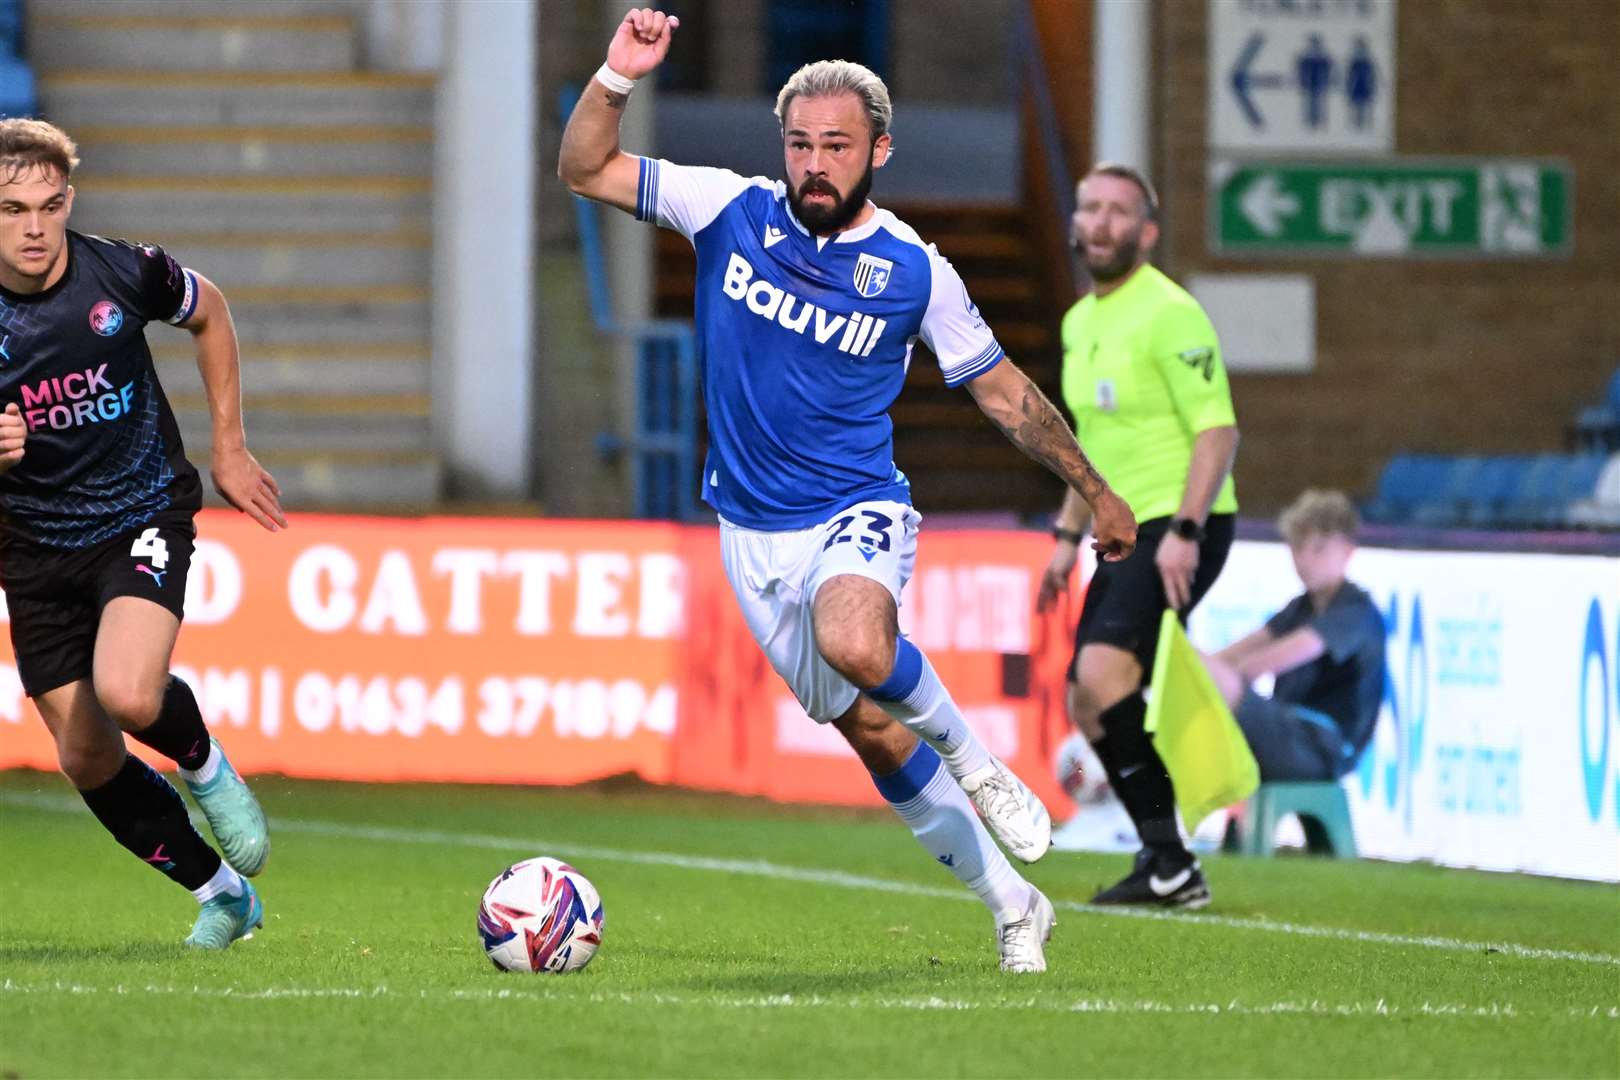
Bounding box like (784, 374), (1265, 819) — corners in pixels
(477, 857), (605, 973)
(1055, 731), (1110, 805)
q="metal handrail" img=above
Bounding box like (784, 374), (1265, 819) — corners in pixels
(560, 84), (701, 521)
(1011, 1), (1079, 297)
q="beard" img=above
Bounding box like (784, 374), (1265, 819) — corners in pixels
(1076, 230), (1141, 284)
(789, 159), (875, 235)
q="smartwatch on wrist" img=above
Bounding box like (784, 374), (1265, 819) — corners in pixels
(1169, 517), (1205, 543)
(1051, 526), (1083, 545)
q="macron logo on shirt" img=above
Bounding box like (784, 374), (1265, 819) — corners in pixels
(721, 252), (887, 358)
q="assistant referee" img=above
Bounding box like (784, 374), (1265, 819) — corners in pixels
(1036, 164), (1240, 908)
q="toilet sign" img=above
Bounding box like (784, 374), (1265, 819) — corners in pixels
(1209, 0), (1395, 154)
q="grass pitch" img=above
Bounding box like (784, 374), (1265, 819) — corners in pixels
(0, 769), (1615, 1078)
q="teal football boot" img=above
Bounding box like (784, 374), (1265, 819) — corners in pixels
(183, 739), (270, 876)
(184, 879), (264, 950)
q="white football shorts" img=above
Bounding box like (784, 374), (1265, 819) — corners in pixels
(719, 499), (921, 723)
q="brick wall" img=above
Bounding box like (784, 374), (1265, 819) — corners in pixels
(1156, 0), (1620, 514)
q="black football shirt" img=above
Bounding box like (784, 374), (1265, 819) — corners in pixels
(0, 230), (203, 549)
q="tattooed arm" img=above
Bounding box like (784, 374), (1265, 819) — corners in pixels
(965, 358), (1137, 561)
(557, 8), (679, 213)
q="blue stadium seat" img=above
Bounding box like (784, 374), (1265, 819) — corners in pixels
(1411, 455), (1481, 526)
(1565, 453), (1609, 502)
(0, 1), (21, 58)
(1461, 455), (1526, 527)
(0, 1), (32, 119)
(1368, 454), (1450, 522)
(0, 57), (33, 118)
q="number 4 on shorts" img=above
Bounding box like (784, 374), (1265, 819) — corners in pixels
(130, 527), (170, 569)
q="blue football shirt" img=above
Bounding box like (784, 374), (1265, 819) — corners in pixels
(636, 158), (1004, 531)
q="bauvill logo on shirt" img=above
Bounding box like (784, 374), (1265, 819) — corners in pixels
(721, 252), (888, 357)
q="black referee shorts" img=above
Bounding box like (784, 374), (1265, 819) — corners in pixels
(1069, 513), (1235, 680)
(1, 509), (196, 698)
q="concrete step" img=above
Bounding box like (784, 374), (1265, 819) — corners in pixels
(121, 232), (431, 289)
(69, 177), (430, 234)
(69, 126), (431, 178)
(40, 70), (435, 128)
(177, 399), (431, 454)
(154, 342), (430, 397)
(30, 15), (357, 72)
(199, 290), (429, 345)
(190, 448), (442, 510)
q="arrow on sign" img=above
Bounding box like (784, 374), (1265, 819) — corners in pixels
(1239, 173), (1300, 236)
(1229, 32), (1287, 129)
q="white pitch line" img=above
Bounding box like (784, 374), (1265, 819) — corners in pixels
(3, 791), (1617, 968)
(5, 979), (1613, 1022)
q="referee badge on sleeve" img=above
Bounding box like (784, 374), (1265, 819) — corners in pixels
(1096, 378), (1118, 413)
(853, 253), (893, 298)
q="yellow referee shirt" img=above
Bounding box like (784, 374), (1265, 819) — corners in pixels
(1060, 265), (1238, 523)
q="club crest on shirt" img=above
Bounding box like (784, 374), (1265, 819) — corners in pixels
(852, 253), (893, 299)
(88, 300), (124, 337)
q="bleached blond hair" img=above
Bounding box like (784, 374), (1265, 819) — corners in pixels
(774, 60), (893, 140)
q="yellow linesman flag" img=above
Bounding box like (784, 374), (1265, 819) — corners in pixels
(1143, 609), (1260, 830)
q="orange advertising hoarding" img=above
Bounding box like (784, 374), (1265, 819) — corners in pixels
(0, 512), (1083, 814)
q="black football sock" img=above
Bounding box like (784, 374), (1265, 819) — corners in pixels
(1092, 692), (1188, 858)
(79, 754), (222, 890)
(126, 675), (211, 771)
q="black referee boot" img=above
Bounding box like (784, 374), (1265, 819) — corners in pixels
(1090, 848), (1211, 909)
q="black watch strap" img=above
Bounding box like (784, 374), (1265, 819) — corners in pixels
(1171, 517), (1206, 542)
(1052, 526), (1083, 544)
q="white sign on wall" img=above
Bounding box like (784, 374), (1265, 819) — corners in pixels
(1208, 0), (1396, 154)
(1191, 542), (1620, 883)
(1188, 273), (1316, 372)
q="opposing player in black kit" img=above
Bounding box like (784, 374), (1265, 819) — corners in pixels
(0, 120), (285, 949)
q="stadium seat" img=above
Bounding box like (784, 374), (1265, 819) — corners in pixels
(1410, 455), (1479, 526)
(1510, 453), (1569, 526)
(1562, 453), (1608, 503)
(1461, 455), (1527, 527)
(0, 1), (33, 118)
(1227, 781), (1358, 858)
(1568, 452), (1620, 529)
(1366, 454), (1450, 523)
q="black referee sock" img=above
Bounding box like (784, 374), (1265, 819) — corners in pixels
(1093, 693), (1188, 857)
(126, 675), (211, 771)
(79, 754), (222, 891)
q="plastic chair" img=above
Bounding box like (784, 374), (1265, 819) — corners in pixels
(1226, 782), (1358, 858)
(1369, 454), (1448, 523)
(1517, 453), (1578, 527)
(1463, 455), (1525, 527)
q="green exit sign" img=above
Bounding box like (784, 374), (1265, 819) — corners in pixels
(1211, 159), (1573, 258)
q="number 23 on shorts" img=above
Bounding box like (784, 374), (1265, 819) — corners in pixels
(823, 509), (894, 552)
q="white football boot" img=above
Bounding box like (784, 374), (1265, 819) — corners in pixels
(962, 756), (1052, 863)
(997, 887), (1056, 973)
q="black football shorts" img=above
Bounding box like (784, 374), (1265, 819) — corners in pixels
(1069, 513), (1235, 678)
(1, 509), (196, 697)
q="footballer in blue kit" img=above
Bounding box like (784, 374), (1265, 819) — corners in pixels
(0, 120), (281, 950)
(561, 8), (1138, 973)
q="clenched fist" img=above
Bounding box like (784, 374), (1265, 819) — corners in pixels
(0, 403), (26, 474)
(606, 8), (680, 81)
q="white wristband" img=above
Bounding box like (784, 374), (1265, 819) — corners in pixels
(594, 63), (637, 95)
